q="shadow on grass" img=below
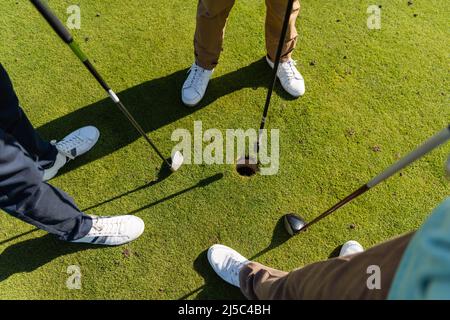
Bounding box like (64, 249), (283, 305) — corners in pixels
(0, 174), (222, 284)
(0, 228), (39, 246)
(82, 163), (174, 212)
(126, 173), (224, 215)
(328, 245), (343, 259)
(179, 217), (291, 300)
(0, 234), (98, 282)
(36, 58), (287, 176)
(248, 217), (291, 261)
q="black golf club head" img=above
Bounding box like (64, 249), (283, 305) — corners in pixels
(236, 155), (259, 177)
(283, 213), (307, 236)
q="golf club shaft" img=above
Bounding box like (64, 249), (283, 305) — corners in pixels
(257, 0), (295, 152)
(30, 0), (170, 166)
(300, 125), (450, 231)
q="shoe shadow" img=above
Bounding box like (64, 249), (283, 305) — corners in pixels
(0, 234), (99, 283)
(37, 58), (291, 176)
(328, 245), (343, 259)
(180, 216), (290, 300)
(190, 249), (244, 300)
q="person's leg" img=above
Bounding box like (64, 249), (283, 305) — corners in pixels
(264, 0), (305, 98)
(265, 0), (300, 63)
(182, 0), (236, 107)
(0, 66), (143, 245)
(240, 233), (414, 299)
(194, 0), (236, 70)
(0, 129), (145, 245)
(0, 129), (92, 241)
(0, 64), (100, 180)
(0, 64), (57, 169)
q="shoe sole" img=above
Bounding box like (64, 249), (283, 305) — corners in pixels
(181, 91), (206, 108)
(182, 99), (201, 108)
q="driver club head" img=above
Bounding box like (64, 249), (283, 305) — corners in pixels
(170, 151), (184, 172)
(283, 213), (307, 236)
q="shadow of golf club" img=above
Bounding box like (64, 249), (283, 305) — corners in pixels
(0, 228), (39, 246)
(82, 180), (157, 212)
(0, 234), (99, 282)
(82, 163), (173, 212)
(36, 58), (291, 176)
(178, 285), (206, 300)
(126, 173), (224, 215)
(178, 216), (290, 300)
(248, 217), (292, 261)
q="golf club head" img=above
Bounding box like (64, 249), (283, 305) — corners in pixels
(236, 156), (259, 177)
(283, 213), (307, 236)
(170, 151), (184, 172)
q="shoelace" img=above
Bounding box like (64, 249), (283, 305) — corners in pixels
(281, 60), (301, 80)
(90, 218), (124, 236)
(53, 135), (85, 159)
(186, 65), (206, 89)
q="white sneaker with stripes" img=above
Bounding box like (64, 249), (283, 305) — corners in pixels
(71, 215), (145, 246)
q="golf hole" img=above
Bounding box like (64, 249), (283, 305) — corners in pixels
(236, 156), (259, 177)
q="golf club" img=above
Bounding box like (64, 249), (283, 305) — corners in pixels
(237, 0), (294, 177)
(30, 0), (183, 172)
(284, 125), (450, 236)
(256, 0), (295, 153)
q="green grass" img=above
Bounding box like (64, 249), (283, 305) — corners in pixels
(0, 0), (449, 299)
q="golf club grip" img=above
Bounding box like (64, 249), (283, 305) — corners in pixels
(30, 0), (73, 44)
(368, 125), (450, 188)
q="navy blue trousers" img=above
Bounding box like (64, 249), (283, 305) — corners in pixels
(0, 64), (92, 241)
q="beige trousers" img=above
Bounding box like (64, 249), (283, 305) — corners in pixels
(194, 0), (301, 70)
(240, 232), (414, 300)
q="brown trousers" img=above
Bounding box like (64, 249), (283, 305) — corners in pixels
(240, 233), (414, 300)
(194, 0), (301, 70)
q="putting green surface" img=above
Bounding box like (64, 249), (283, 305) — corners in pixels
(0, 0), (448, 299)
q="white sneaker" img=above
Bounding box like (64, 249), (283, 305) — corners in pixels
(208, 244), (249, 287)
(71, 215), (145, 246)
(181, 63), (213, 107)
(339, 240), (364, 257)
(266, 56), (305, 98)
(43, 126), (100, 181)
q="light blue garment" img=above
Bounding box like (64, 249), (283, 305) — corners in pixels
(388, 197), (450, 299)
